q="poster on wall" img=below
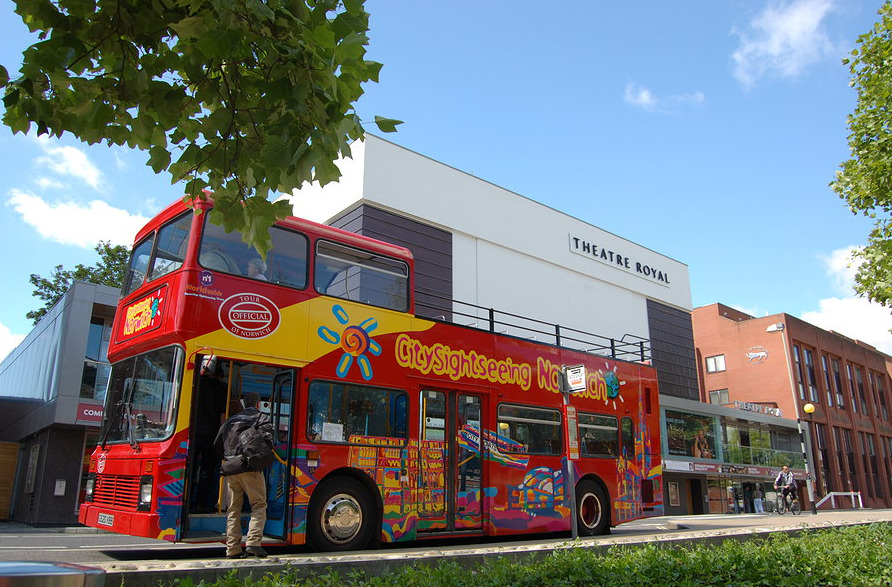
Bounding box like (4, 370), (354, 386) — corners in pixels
(666, 410), (717, 459)
(668, 481), (680, 507)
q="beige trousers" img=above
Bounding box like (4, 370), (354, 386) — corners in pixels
(224, 471), (267, 556)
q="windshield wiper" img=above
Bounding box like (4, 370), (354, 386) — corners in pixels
(124, 401), (141, 451)
(99, 400), (122, 450)
(122, 378), (140, 451)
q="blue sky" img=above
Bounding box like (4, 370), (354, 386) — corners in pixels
(1, 0), (891, 360)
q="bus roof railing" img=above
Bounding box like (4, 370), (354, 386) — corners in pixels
(414, 290), (651, 363)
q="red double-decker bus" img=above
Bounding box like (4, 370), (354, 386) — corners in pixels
(78, 198), (663, 550)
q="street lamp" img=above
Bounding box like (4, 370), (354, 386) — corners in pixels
(799, 402), (817, 514)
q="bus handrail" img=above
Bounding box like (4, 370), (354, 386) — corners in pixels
(414, 289), (651, 363)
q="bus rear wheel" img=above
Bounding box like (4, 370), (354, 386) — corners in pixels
(576, 480), (609, 536)
(307, 477), (375, 552)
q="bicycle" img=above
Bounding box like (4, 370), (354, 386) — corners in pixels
(774, 491), (801, 515)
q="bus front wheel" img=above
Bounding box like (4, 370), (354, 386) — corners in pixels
(307, 477), (375, 552)
(576, 480), (609, 536)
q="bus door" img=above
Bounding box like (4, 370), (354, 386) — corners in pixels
(418, 390), (484, 534)
(183, 359), (293, 541)
(263, 369), (293, 539)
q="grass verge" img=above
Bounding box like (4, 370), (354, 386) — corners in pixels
(170, 523), (892, 587)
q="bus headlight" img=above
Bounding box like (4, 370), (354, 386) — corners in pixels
(84, 473), (96, 502)
(137, 475), (153, 512)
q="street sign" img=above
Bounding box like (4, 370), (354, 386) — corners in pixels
(565, 365), (586, 392)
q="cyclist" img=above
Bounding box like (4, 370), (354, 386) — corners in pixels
(773, 465), (797, 509)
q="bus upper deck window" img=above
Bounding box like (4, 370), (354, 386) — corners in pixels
(122, 237), (154, 296)
(314, 240), (408, 312)
(199, 218), (308, 288)
(149, 213), (192, 281)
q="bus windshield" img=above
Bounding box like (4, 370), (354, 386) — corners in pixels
(100, 347), (184, 446)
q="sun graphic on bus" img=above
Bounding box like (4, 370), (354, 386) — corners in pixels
(317, 304), (382, 380)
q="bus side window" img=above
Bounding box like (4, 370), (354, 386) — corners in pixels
(267, 227), (308, 289)
(308, 380), (407, 443)
(307, 382), (331, 441)
(578, 413), (618, 457)
(497, 404), (561, 455)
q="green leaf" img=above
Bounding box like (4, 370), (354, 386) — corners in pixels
(148, 146), (171, 173)
(2, 0), (398, 257)
(170, 16), (208, 39)
(373, 116), (403, 133)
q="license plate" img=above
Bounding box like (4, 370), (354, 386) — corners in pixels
(97, 513), (114, 526)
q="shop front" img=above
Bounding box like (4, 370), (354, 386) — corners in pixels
(666, 460), (806, 514)
(661, 396), (810, 516)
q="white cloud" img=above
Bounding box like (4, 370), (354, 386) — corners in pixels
(35, 177), (65, 190)
(732, 0), (838, 89)
(820, 246), (861, 295)
(623, 84), (705, 113)
(6, 191), (149, 248)
(624, 84), (658, 112)
(0, 320), (25, 363)
(34, 137), (104, 191)
(800, 246), (892, 355)
(113, 151), (130, 172)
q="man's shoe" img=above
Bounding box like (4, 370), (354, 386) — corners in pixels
(226, 551), (247, 559)
(246, 546), (268, 558)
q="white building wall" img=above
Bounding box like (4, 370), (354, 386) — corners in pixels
(285, 135), (691, 344)
(0, 282), (119, 415)
(0, 299), (64, 401)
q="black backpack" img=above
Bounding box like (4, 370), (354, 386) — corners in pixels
(237, 415), (275, 471)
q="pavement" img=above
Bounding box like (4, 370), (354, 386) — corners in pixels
(2, 508), (892, 587)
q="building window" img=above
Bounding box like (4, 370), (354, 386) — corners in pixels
(705, 355), (726, 373)
(792, 346), (806, 401)
(842, 428), (858, 491)
(873, 373), (889, 421)
(834, 427), (849, 490)
(708, 389), (730, 405)
(80, 316), (112, 402)
(855, 367), (870, 416)
(813, 423), (832, 494)
(847, 365), (858, 414)
(821, 355), (835, 408)
(803, 348), (819, 403)
(833, 358), (845, 409)
(883, 436), (892, 497)
(866, 433), (882, 499)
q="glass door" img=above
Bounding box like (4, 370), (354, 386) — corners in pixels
(419, 390), (483, 533)
(263, 370), (293, 539)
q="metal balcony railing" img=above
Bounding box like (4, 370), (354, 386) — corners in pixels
(414, 289), (651, 363)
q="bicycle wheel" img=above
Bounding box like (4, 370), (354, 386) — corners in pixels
(775, 494), (786, 515)
(790, 499), (801, 515)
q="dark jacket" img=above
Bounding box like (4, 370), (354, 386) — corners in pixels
(213, 406), (274, 475)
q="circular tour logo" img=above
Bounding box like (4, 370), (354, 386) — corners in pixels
(219, 293), (281, 339)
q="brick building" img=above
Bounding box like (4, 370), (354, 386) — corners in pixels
(693, 302), (892, 510)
